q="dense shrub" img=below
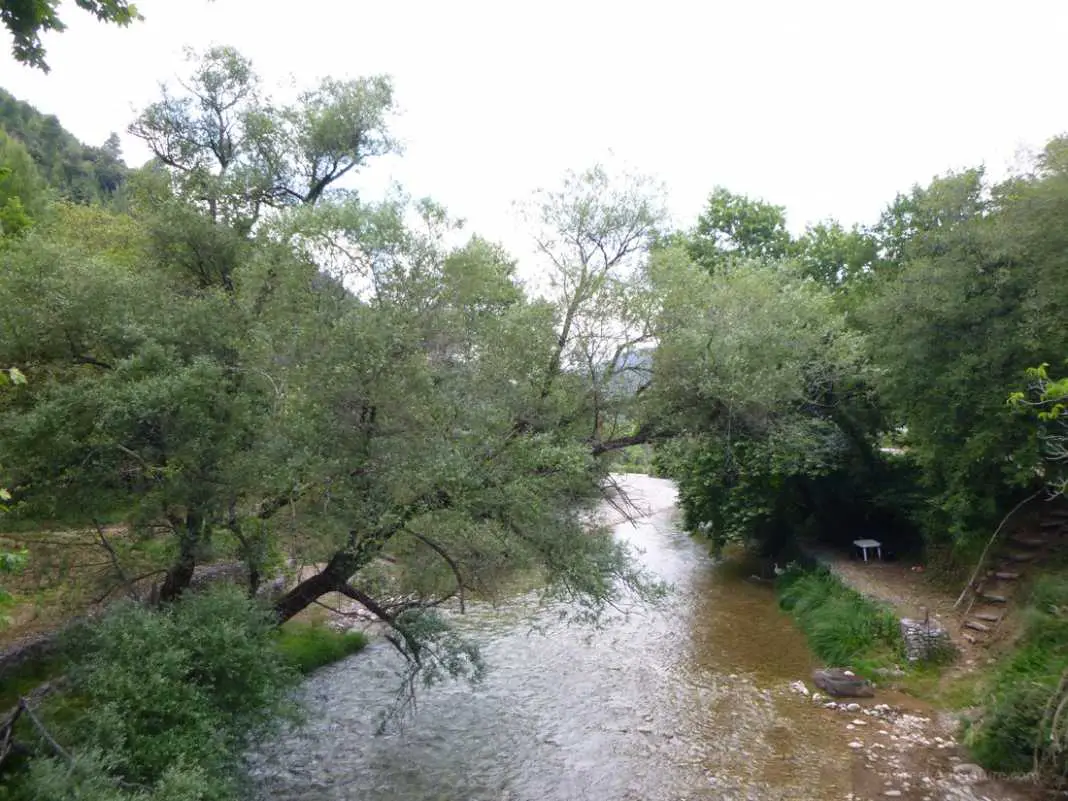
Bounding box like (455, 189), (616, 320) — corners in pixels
(968, 574), (1068, 778)
(3, 586), (299, 801)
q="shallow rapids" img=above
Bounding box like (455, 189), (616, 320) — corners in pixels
(252, 475), (857, 801)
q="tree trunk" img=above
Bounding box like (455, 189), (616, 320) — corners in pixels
(271, 495), (448, 623)
(272, 538), (379, 623)
(159, 511), (202, 602)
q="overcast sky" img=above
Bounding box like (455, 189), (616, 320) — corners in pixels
(3, 0), (1066, 263)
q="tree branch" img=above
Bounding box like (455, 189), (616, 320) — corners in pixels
(92, 519), (129, 589)
(337, 582), (422, 661)
(589, 426), (654, 455)
(409, 531), (466, 613)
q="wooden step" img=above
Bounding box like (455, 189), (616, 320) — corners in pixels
(980, 593), (1009, 604)
(963, 632), (978, 644)
(1039, 520), (1066, 530)
(1006, 551), (1037, 562)
(1012, 535), (1048, 547)
(964, 619), (991, 632)
(993, 571), (1021, 581)
(974, 611), (1003, 622)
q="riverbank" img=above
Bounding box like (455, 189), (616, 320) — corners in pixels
(770, 559), (1057, 800)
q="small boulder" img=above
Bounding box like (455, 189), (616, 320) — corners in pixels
(951, 763), (987, 782)
(812, 668), (875, 698)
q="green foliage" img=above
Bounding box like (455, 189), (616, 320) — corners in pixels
(646, 247), (905, 556)
(17, 42), (1068, 788)
(687, 187), (791, 271)
(863, 163), (1068, 547)
(0, 365), (26, 624)
(0, 128), (45, 237)
(275, 620), (368, 674)
(1009, 361), (1068, 496)
(13, 750), (217, 801)
(0, 88), (128, 202)
(128, 46), (395, 232)
(776, 566), (902, 670)
(610, 444), (655, 474)
(968, 574), (1068, 778)
(1, 0), (142, 72)
(5, 587), (297, 801)
(793, 219), (878, 289)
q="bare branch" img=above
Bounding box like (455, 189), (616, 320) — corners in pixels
(92, 519), (130, 589)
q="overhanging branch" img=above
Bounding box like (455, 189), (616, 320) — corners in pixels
(409, 531), (466, 613)
(589, 426), (654, 455)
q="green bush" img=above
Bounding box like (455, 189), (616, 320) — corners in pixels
(610, 444), (656, 475)
(275, 620), (368, 674)
(968, 574), (1068, 777)
(3, 586), (299, 801)
(777, 566), (902, 670)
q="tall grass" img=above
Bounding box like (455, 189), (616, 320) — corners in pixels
(776, 566), (902, 671)
(275, 620), (369, 674)
(968, 573), (1068, 778)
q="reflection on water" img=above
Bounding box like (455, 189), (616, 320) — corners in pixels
(253, 476), (853, 801)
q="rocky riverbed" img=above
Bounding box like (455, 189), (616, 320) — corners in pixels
(787, 681), (1042, 801)
(249, 476), (1051, 801)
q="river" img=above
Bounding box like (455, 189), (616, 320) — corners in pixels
(252, 475), (858, 801)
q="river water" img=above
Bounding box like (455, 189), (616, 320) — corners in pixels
(253, 475), (856, 801)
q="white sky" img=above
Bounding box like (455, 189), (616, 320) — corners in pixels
(2, 0), (1067, 266)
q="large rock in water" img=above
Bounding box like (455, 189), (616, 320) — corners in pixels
(812, 668), (874, 698)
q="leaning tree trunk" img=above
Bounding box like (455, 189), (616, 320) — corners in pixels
(272, 531), (388, 623)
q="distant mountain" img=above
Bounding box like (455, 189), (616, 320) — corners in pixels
(0, 88), (128, 203)
(604, 348), (654, 397)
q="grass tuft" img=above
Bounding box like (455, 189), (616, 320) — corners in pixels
(275, 620), (369, 674)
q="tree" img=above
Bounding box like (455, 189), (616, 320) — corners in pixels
(0, 128), (46, 236)
(874, 168), (987, 266)
(1, 0), (142, 72)
(129, 46), (396, 234)
(647, 224), (912, 556)
(0, 173), (662, 697)
(861, 160), (1068, 546)
(687, 187), (792, 271)
(259, 188), (663, 632)
(520, 165), (665, 448)
(793, 219), (877, 289)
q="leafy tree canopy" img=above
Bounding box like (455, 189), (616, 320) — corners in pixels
(1, 0), (141, 72)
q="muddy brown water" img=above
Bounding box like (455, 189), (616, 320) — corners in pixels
(251, 475), (858, 801)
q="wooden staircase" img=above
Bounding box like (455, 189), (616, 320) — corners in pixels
(960, 501), (1068, 644)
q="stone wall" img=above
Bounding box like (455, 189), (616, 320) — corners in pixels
(900, 617), (953, 662)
